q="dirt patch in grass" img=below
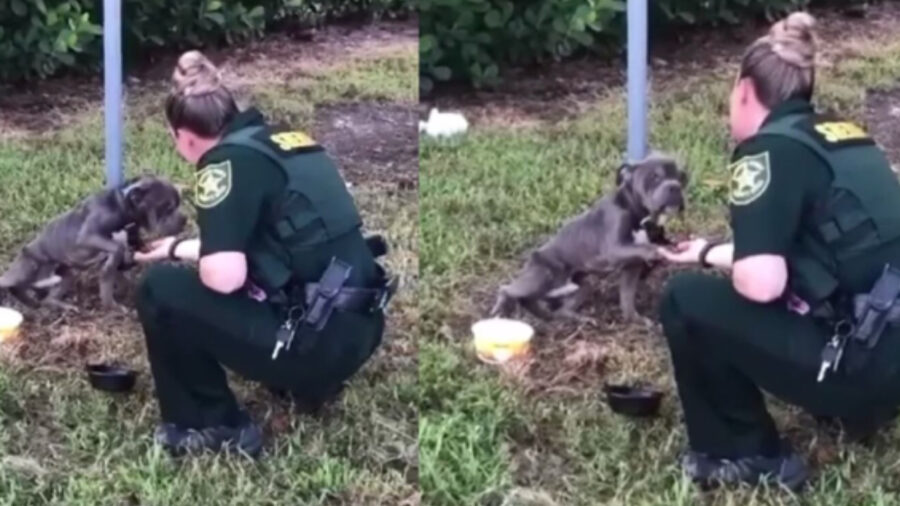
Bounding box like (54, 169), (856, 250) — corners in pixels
(472, 264), (681, 395)
(865, 85), (900, 169)
(423, 3), (900, 126)
(0, 271), (345, 439)
(0, 19), (417, 139)
(313, 101), (418, 188)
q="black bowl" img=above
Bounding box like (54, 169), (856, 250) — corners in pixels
(85, 363), (136, 393)
(603, 383), (662, 417)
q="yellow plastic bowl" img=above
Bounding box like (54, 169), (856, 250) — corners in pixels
(471, 318), (534, 364)
(0, 307), (23, 343)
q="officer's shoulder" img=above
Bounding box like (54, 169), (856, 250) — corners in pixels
(202, 142), (269, 167)
(730, 133), (820, 170)
(199, 144), (280, 182)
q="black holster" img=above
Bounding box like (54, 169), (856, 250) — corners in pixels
(851, 264), (900, 349)
(837, 264), (900, 378)
(300, 257), (353, 332)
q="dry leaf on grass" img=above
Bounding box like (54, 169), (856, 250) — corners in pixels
(2, 456), (48, 477)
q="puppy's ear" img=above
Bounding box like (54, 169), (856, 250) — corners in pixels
(615, 163), (633, 187)
(126, 187), (147, 207)
(124, 179), (149, 207)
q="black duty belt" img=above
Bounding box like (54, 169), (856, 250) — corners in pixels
(303, 276), (398, 314)
(270, 240), (399, 360)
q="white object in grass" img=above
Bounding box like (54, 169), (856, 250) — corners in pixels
(420, 108), (468, 138)
(471, 317), (534, 363)
(0, 307), (23, 342)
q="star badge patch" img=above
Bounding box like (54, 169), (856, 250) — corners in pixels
(195, 160), (232, 209)
(729, 152), (771, 206)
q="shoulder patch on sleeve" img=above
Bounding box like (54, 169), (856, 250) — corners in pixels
(195, 160), (233, 209)
(729, 151), (771, 206)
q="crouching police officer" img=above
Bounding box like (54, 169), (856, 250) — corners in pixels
(133, 51), (395, 457)
(657, 12), (900, 490)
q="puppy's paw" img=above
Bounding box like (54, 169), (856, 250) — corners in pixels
(46, 300), (80, 314)
(622, 311), (655, 328)
(638, 315), (658, 329)
(98, 297), (128, 313)
(556, 309), (598, 327)
(112, 302), (131, 314)
(576, 315), (600, 327)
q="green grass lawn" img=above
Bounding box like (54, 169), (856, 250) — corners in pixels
(419, 34), (900, 506)
(0, 32), (418, 506)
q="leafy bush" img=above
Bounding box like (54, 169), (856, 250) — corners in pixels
(0, 0), (102, 80)
(420, 0), (864, 92)
(420, 0), (627, 93)
(0, 0), (414, 81)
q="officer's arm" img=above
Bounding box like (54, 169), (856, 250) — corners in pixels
(733, 255), (788, 302)
(692, 241), (787, 301)
(194, 150), (281, 294)
(199, 252), (247, 293)
(166, 237), (247, 293)
(728, 137), (818, 303)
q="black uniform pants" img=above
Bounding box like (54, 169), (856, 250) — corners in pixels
(135, 264), (384, 429)
(659, 271), (900, 458)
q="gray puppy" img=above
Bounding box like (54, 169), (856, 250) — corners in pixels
(0, 175), (187, 311)
(490, 153), (687, 324)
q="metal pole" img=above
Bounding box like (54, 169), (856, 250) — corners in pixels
(626, 0), (648, 162)
(103, 0), (123, 187)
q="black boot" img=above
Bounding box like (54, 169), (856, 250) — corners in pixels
(681, 447), (809, 492)
(154, 419), (264, 458)
(266, 382), (346, 415)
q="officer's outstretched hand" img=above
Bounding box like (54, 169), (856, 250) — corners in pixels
(133, 236), (177, 264)
(657, 237), (709, 264)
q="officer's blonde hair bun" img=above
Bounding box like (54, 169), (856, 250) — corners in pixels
(739, 10), (817, 108)
(768, 11), (816, 69)
(165, 50), (238, 138)
(172, 50), (223, 96)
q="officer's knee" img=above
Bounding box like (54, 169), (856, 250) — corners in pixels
(659, 272), (709, 345)
(136, 265), (161, 305)
(659, 272), (697, 320)
(136, 264), (184, 316)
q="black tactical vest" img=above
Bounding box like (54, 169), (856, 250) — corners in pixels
(757, 113), (900, 316)
(215, 125), (362, 297)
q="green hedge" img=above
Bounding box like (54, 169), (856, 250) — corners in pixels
(420, 0), (867, 93)
(0, 0), (414, 81)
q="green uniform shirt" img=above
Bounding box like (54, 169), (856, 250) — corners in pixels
(729, 100), (830, 261)
(195, 108), (285, 258)
(193, 107), (377, 289)
(729, 99), (900, 294)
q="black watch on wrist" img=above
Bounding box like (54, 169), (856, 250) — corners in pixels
(699, 241), (719, 268)
(168, 238), (184, 261)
